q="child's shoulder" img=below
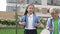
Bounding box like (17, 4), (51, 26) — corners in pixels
(21, 15), (26, 18)
(34, 15), (39, 18)
(47, 18), (52, 21)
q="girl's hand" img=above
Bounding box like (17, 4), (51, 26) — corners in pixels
(35, 23), (40, 27)
(19, 22), (26, 26)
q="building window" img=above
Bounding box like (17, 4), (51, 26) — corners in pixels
(6, 6), (26, 12)
(27, 0), (41, 5)
(47, 0), (60, 6)
(7, 0), (20, 4)
(6, 6), (16, 11)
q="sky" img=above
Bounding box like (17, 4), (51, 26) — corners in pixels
(0, 0), (6, 11)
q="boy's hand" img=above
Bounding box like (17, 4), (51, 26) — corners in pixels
(48, 28), (53, 32)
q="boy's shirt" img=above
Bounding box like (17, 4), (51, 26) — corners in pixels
(54, 18), (58, 34)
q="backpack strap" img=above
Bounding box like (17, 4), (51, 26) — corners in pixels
(49, 19), (53, 28)
(24, 15), (27, 28)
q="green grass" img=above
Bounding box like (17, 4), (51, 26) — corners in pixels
(0, 28), (42, 34)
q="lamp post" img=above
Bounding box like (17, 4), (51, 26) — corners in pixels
(15, 0), (18, 34)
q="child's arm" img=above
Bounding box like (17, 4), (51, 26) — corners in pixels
(35, 16), (41, 27)
(46, 18), (53, 32)
(19, 16), (26, 26)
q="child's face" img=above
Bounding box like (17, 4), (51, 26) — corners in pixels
(27, 5), (34, 14)
(51, 12), (58, 19)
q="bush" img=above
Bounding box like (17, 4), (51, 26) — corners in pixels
(40, 18), (47, 27)
(0, 19), (16, 25)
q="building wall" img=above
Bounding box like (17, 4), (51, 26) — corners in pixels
(0, 11), (24, 20)
(6, 0), (60, 12)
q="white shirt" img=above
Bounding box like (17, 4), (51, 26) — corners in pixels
(28, 14), (33, 29)
(25, 14), (36, 29)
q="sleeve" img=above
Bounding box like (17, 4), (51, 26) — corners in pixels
(59, 19), (60, 30)
(36, 16), (40, 23)
(19, 16), (25, 23)
(46, 18), (51, 30)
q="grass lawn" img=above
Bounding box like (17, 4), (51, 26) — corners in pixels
(0, 27), (42, 34)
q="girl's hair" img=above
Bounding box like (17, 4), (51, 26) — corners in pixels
(24, 4), (35, 15)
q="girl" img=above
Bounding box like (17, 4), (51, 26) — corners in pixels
(19, 4), (40, 34)
(46, 8), (60, 34)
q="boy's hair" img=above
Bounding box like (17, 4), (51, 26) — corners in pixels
(50, 8), (58, 14)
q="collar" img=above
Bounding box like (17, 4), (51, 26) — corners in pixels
(51, 16), (60, 20)
(27, 13), (33, 17)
